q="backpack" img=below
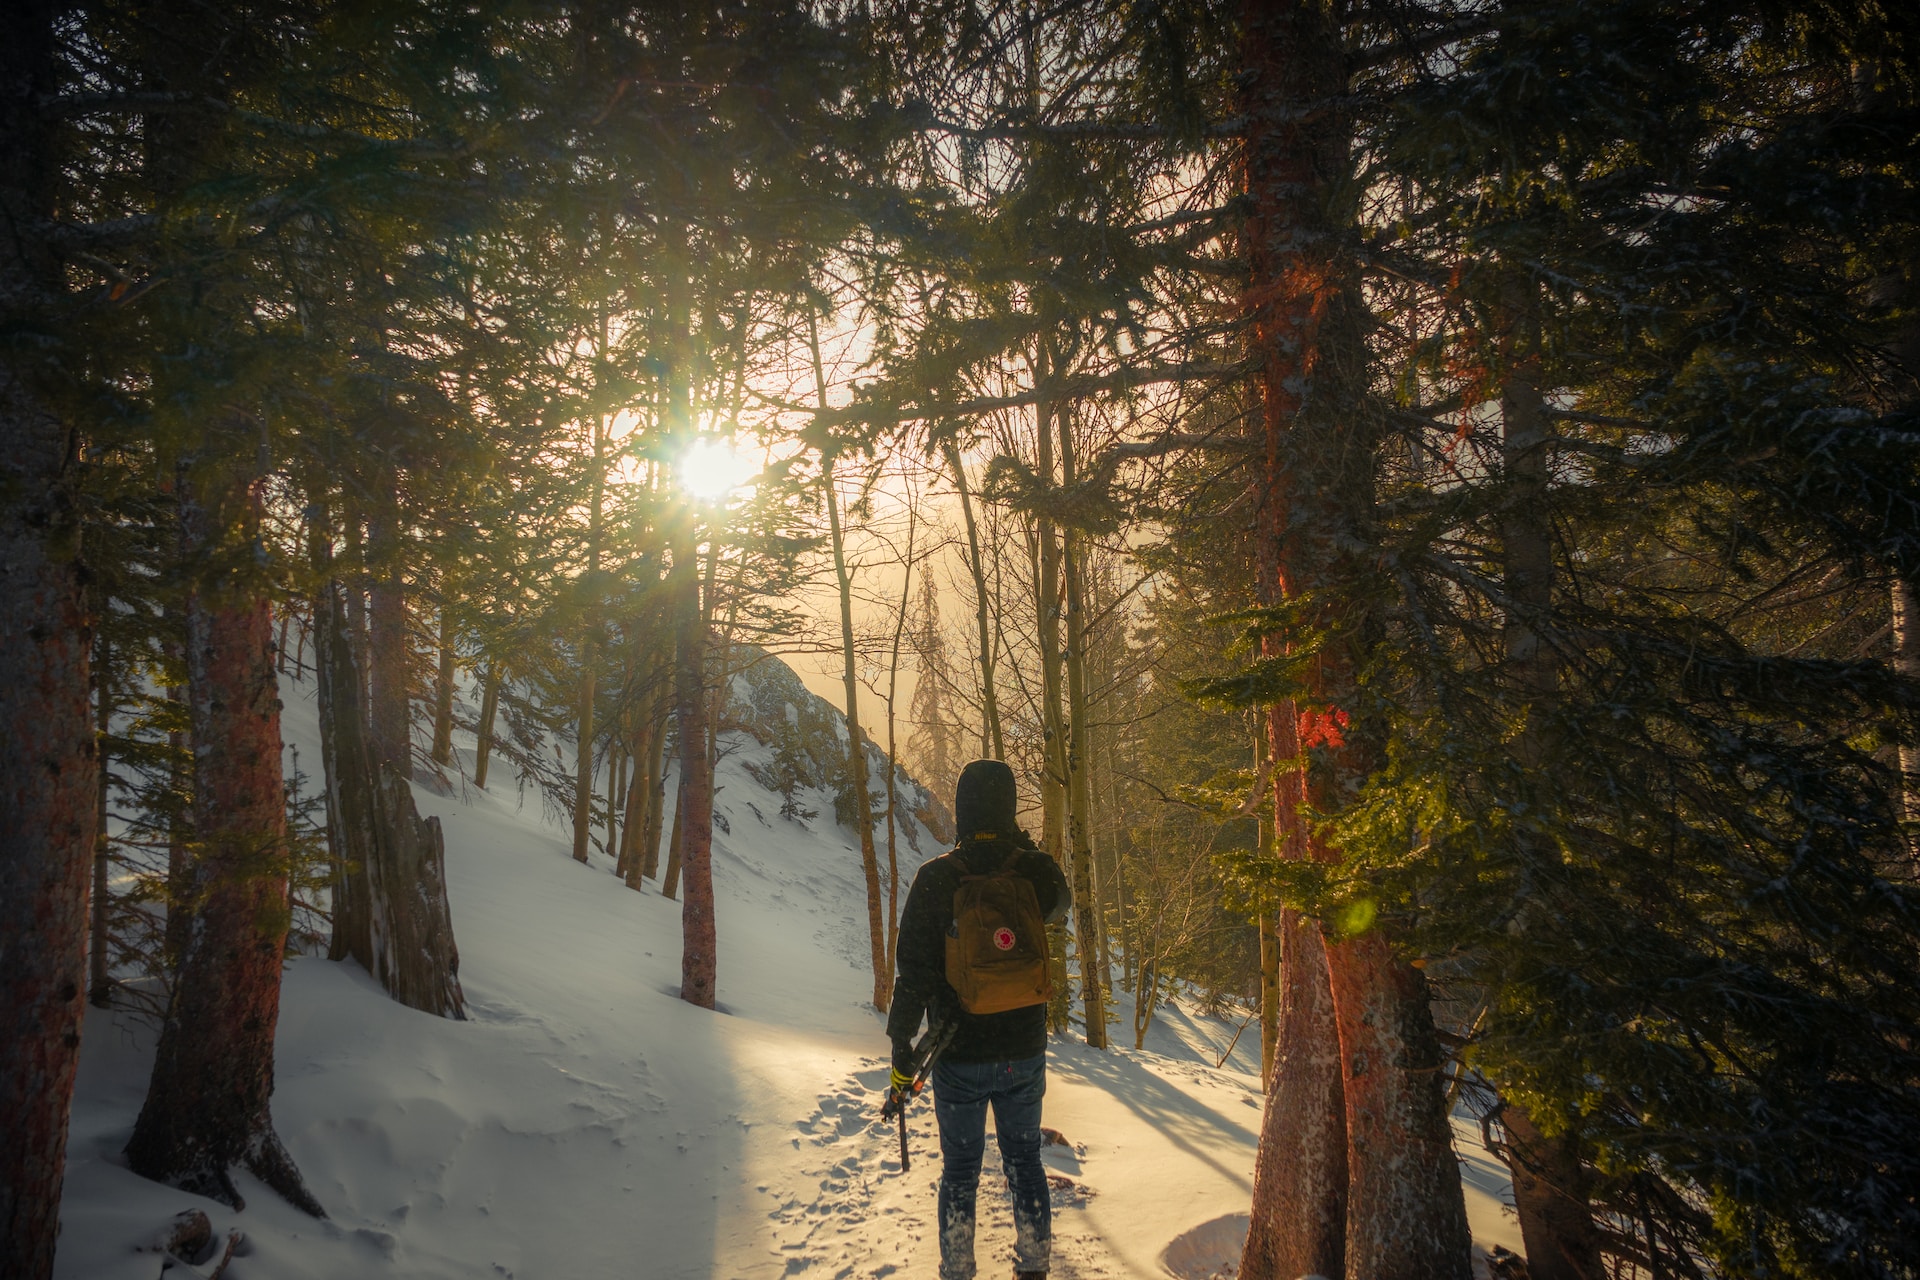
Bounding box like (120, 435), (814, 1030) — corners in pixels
(944, 846), (1053, 1015)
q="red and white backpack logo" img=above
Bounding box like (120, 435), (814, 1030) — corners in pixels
(992, 927), (1017, 951)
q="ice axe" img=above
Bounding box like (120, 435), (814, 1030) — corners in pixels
(880, 1017), (955, 1172)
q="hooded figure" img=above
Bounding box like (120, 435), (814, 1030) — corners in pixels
(885, 760), (1071, 1280)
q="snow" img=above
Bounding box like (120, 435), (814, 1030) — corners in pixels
(56, 667), (1522, 1279)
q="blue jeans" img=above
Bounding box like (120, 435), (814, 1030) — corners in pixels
(931, 1054), (1050, 1280)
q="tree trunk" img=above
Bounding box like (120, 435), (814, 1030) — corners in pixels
(672, 519), (717, 1006)
(316, 564), (375, 971)
(1895, 575), (1920, 859)
(0, 12), (96, 1268)
(472, 661), (501, 789)
(1324, 934), (1471, 1279)
(1503, 1105), (1604, 1280)
(1240, 912), (1346, 1280)
(1058, 402), (1108, 1048)
(618, 718), (652, 885)
(126, 467), (322, 1218)
(606, 741), (624, 858)
(825, 465), (890, 1011)
(315, 507), (463, 1018)
(944, 437), (1004, 758)
(661, 772), (684, 898)
(1259, 911), (1280, 1092)
(90, 631), (113, 1007)
(642, 706), (669, 880)
(164, 673), (192, 974)
(430, 602), (456, 767)
(1495, 271), (1607, 1279)
(811, 312), (890, 1011)
(1240, 3), (1470, 1276)
(367, 485), (411, 778)
(572, 649), (600, 864)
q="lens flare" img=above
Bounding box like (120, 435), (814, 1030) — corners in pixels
(678, 437), (754, 502)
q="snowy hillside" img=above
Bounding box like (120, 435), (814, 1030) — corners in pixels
(54, 658), (1520, 1280)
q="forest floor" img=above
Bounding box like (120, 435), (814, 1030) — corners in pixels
(55, 666), (1523, 1280)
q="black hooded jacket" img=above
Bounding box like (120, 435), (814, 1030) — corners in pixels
(885, 832), (1071, 1068)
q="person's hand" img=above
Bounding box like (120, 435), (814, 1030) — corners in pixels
(890, 1065), (915, 1096)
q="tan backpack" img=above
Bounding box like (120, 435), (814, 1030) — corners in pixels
(945, 848), (1053, 1015)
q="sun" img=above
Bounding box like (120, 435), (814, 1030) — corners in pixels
(677, 437), (756, 502)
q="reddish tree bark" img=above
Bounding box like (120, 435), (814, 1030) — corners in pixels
(1241, 912), (1348, 1280)
(1239, 3), (1470, 1277)
(0, 9), (96, 1272)
(126, 468), (322, 1217)
(1325, 934), (1472, 1279)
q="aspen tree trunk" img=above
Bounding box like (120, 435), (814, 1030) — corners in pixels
(90, 632), (113, 1007)
(1240, 3), (1468, 1277)
(1058, 402), (1108, 1048)
(0, 15), (97, 1269)
(472, 662), (501, 789)
(127, 466), (322, 1218)
(1498, 276), (1605, 1280)
(944, 437), (1005, 758)
(572, 416), (608, 864)
(431, 602), (456, 767)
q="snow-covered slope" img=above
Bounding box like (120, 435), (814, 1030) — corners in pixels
(55, 660), (1520, 1279)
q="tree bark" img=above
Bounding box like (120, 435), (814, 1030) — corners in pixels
(661, 772), (685, 898)
(90, 630), (114, 1007)
(824, 465), (890, 1010)
(315, 506), (463, 1017)
(0, 10), (96, 1269)
(944, 437), (1005, 758)
(431, 601), (456, 767)
(164, 672), (192, 974)
(1503, 1104), (1604, 1280)
(1496, 271), (1606, 1279)
(1058, 400), (1108, 1048)
(641, 703), (669, 880)
(672, 518), (717, 1006)
(572, 417), (608, 864)
(1240, 3), (1469, 1276)
(472, 661), (501, 789)
(1259, 911), (1280, 1091)
(367, 481), (412, 778)
(811, 312), (890, 1011)
(1241, 911), (1347, 1280)
(126, 467), (322, 1218)
(316, 562), (375, 971)
(1895, 575), (1920, 859)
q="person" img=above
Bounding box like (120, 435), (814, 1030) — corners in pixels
(886, 759), (1072, 1280)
